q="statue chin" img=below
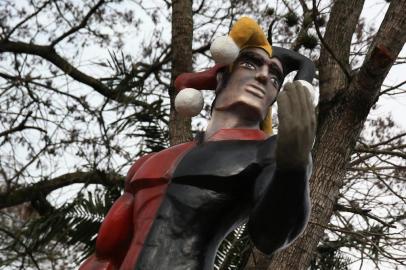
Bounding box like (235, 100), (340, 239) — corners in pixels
(215, 99), (266, 123)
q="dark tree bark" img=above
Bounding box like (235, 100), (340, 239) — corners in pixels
(0, 171), (124, 210)
(265, 1), (406, 269)
(169, 0), (194, 145)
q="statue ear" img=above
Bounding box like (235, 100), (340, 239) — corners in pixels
(215, 69), (230, 93)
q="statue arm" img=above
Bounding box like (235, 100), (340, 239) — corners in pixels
(79, 154), (154, 270)
(248, 81), (315, 255)
(247, 157), (311, 255)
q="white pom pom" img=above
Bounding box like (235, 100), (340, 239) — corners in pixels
(174, 88), (204, 117)
(210, 36), (239, 64)
(297, 80), (319, 107)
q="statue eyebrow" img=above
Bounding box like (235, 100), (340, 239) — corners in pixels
(238, 51), (265, 67)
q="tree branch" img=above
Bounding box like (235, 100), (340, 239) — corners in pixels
(6, 0), (51, 39)
(313, 0), (354, 80)
(316, 0), (364, 103)
(0, 111), (35, 137)
(291, 11), (312, 51)
(0, 40), (149, 106)
(351, 143), (406, 167)
(355, 146), (406, 159)
(133, 43), (210, 88)
(50, 0), (105, 47)
(0, 71), (93, 112)
(335, 204), (396, 229)
(298, 0), (309, 12)
(0, 227), (41, 270)
(0, 171), (124, 210)
(348, 0), (406, 112)
(369, 132), (406, 148)
(380, 80), (406, 96)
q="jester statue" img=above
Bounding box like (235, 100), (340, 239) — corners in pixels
(80, 17), (317, 270)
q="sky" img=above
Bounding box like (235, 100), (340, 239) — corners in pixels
(2, 0), (404, 269)
(69, 0), (405, 130)
(79, 1), (406, 269)
(359, 1), (406, 129)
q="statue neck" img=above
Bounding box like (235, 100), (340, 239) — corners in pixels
(205, 107), (260, 141)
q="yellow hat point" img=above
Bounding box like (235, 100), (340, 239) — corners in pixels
(211, 17), (273, 64)
(230, 17), (272, 57)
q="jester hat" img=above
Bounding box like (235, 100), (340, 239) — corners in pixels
(174, 17), (317, 134)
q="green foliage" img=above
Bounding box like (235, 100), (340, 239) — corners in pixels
(310, 239), (352, 270)
(315, 15), (326, 27)
(302, 33), (318, 50)
(0, 186), (123, 268)
(31, 187), (121, 260)
(303, 14), (313, 27)
(284, 12), (299, 27)
(215, 224), (252, 270)
(266, 8), (275, 16)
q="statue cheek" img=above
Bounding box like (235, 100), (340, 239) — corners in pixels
(266, 87), (278, 104)
(235, 75), (254, 86)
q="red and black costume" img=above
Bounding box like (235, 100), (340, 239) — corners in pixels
(80, 128), (311, 270)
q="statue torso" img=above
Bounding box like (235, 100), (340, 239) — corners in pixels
(134, 134), (277, 270)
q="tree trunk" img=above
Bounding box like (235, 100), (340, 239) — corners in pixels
(266, 1), (406, 269)
(245, 247), (271, 270)
(169, 0), (193, 146)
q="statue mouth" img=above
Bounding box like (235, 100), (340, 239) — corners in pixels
(245, 83), (265, 99)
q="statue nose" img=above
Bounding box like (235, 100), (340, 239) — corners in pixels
(255, 66), (269, 83)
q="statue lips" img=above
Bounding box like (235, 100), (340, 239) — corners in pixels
(245, 83), (266, 99)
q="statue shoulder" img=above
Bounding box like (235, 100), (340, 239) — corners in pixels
(125, 142), (196, 191)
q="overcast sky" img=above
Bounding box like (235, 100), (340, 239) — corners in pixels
(18, 1), (402, 269)
(360, 1), (406, 129)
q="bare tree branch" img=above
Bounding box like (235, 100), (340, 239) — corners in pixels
(50, 0), (105, 47)
(298, 0), (309, 12)
(0, 227), (40, 270)
(335, 203), (396, 229)
(355, 146), (406, 159)
(0, 171), (124, 210)
(0, 111), (43, 137)
(380, 80), (406, 96)
(348, 1), (406, 111)
(0, 40), (149, 106)
(6, 0), (51, 38)
(312, 0), (352, 80)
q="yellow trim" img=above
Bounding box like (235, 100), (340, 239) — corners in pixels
(229, 17), (272, 57)
(260, 107), (273, 135)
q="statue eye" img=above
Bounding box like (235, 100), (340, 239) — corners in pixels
(270, 77), (280, 89)
(240, 61), (256, 70)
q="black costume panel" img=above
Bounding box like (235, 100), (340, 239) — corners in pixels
(135, 136), (311, 270)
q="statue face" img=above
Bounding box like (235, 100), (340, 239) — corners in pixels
(214, 48), (283, 121)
